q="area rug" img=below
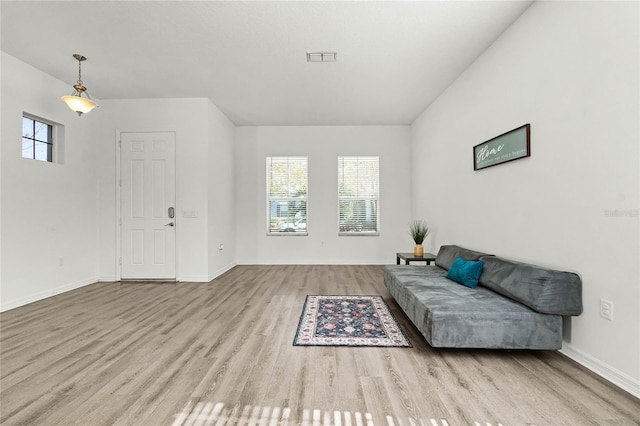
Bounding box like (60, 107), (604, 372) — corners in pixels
(293, 295), (411, 347)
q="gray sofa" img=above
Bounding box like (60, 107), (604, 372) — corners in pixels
(384, 245), (583, 349)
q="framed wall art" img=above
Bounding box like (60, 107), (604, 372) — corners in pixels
(473, 124), (530, 170)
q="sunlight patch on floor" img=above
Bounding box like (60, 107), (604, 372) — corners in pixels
(172, 401), (518, 426)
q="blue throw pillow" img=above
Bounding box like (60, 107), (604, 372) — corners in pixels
(446, 257), (484, 288)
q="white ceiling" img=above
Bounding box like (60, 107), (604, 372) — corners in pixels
(1, 1), (534, 126)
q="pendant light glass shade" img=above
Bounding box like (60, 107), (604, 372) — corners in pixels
(61, 54), (98, 116)
(62, 94), (97, 116)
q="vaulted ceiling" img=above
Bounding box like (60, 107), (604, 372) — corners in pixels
(1, 1), (533, 126)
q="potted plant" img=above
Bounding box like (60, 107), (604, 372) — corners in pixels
(408, 220), (430, 257)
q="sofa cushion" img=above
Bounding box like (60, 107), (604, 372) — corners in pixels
(446, 257), (484, 288)
(478, 256), (583, 316)
(435, 245), (492, 270)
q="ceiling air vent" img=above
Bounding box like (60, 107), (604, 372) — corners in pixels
(306, 52), (337, 62)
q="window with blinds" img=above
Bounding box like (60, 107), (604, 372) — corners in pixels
(266, 156), (308, 235)
(338, 156), (379, 235)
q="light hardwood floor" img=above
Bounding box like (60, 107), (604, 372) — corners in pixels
(1, 265), (639, 425)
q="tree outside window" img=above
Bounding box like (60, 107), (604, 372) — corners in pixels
(22, 115), (53, 162)
(267, 157), (308, 234)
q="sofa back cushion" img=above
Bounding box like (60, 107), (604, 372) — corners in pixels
(478, 256), (583, 316)
(435, 245), (492, 270)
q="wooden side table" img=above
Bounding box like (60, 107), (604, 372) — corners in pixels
(396, 252), (437, 265)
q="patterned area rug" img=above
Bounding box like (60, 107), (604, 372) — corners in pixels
(293, 295), (411, 347)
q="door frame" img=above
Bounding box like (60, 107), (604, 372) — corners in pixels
(115, 129), (178, 281)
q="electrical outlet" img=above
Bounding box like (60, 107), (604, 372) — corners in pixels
(219, 243), (224, 251)
(600, 299), (613, 321)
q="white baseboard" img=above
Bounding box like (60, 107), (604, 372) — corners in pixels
(561, 343), (640, 399)
(176, 275), (209, 282)
(207, 262), (236, 282)
(1, 277), (97, 312)
(236, 259), (392, 265)
(98, 264), (237, 284)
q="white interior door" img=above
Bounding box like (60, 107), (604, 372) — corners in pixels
(120, 132), (176, 280)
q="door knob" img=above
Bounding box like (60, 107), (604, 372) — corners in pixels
(165, 222), (175, 227)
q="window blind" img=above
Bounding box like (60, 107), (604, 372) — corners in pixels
(266, 156), (308, 235)
(338, 156), (379, 235)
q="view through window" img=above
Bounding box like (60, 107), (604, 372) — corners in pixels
(338, 156), (379, 235)
(22, 115), (53, 162)
(266, 156), (308, 235)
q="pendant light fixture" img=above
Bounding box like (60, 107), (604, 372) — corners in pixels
(61, 54), (98, 116)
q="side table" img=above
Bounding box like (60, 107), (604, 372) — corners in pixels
(396, 252), (437, 265)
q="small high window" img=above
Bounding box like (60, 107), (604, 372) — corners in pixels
(22, 115), (54, 162)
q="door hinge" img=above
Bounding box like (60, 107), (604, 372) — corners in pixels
(119, 257), (122, 265)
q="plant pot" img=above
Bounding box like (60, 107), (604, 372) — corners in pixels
(414, 244), (424, 257)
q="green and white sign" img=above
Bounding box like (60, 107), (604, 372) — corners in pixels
(473, 124), (531, 170)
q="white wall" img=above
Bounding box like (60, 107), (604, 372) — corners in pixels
(208, 102), (237, 279)
(1, 55), (237, 309)
(235, 126), (412, 264)
(95, 98), (236, 282)
(1, 73), (237, 309)
(411, 1), (639, 396)
(1, 53), (99, 310)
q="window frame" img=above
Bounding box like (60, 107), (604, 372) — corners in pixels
(338, 156), (380, 236)
(266, 156), (309, 236)
(22, 114), (55, 163)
